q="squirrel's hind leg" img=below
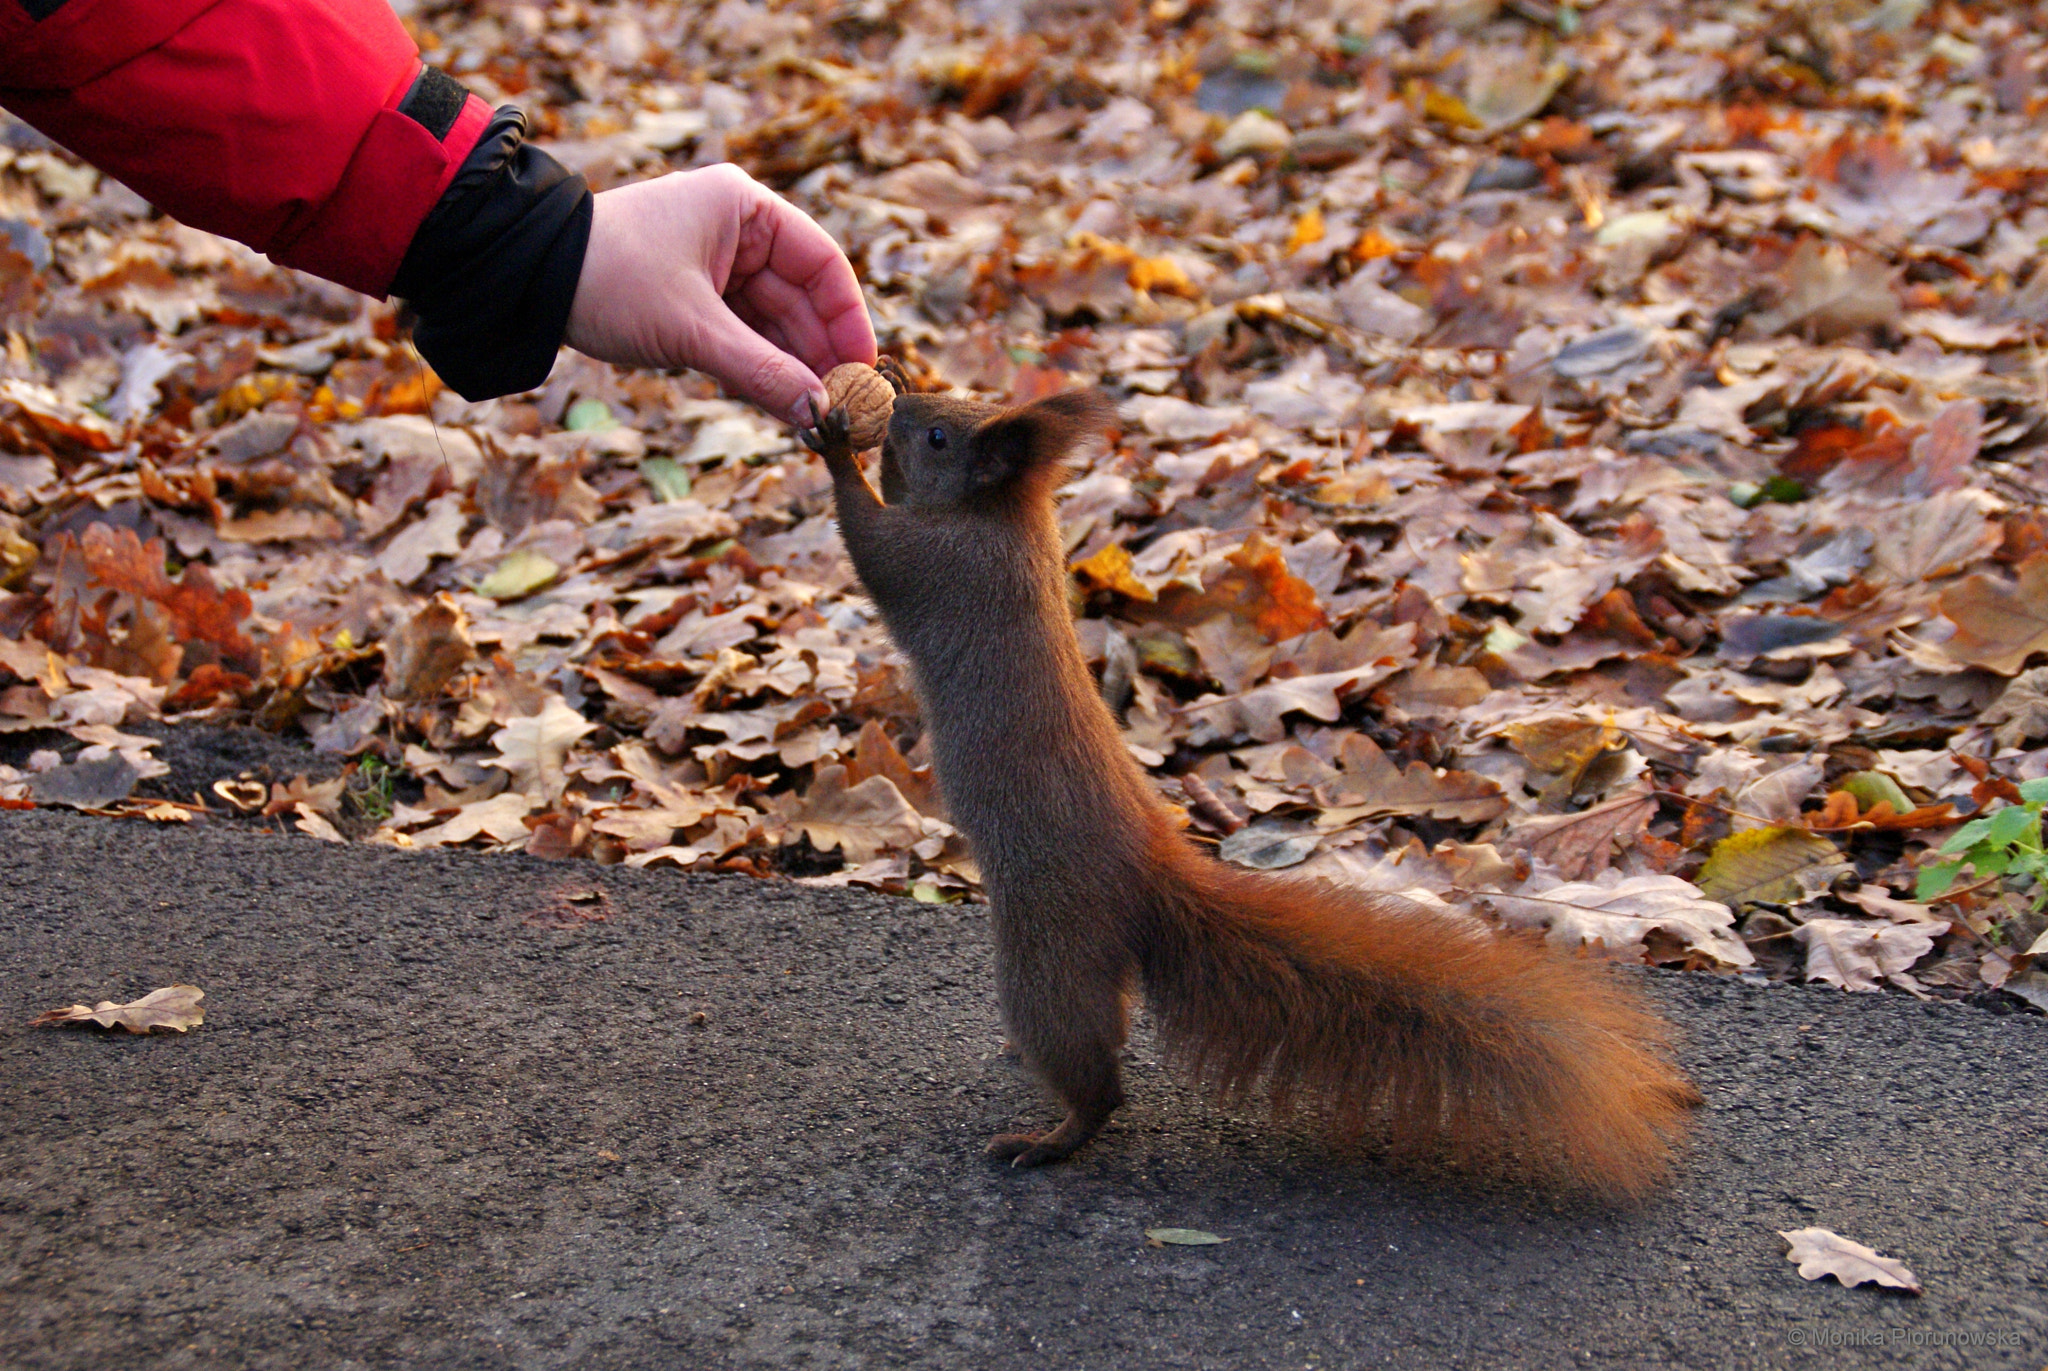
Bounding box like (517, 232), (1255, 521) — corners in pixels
(988, 987), (1130, 1168)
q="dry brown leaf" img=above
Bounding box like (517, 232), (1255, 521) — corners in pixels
(1495, 786), (1657, 882)
(292, 801), (346, 842)
(1483, 874), (1752, 969)
(778, 764), (925, 865)
(845, 719), (941, 817)
(1868, 490), (2002, 586)
(486, 697), (596, 802)
(1315, 734), (1509, 825)
(263, 773), (346, 818)
(1794, 918), (1939, 992)
(398, 791), (536, 848)
(31, 984), (205, 1034)
(1071, 543), (1156, 602)
(1980, 667), (2048, 748)
(382, 592), (475, 702)
(1779, 1228), (1921, 1295)
(1940, 556), (2048, 675)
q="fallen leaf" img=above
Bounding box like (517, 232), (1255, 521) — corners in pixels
(400, 791), (536, 847)
(1779, 1228), (1921, 1295)
(1695, 828), (1848, 907)
(1218, 819), (1319, 870)
(1316, 734), (1509, 824)
(779, 764), (925, 864)
(383, 592), (475, 702)
(1495, 787), (1656, 881)
(1183, 664), (1403, 745)
(1940, 556), (2048, 675)
(31, 984), (205, 1034)
(1483, 874), (1753, 969)
(1795, 918), (1939, 992)
(1980, 667), (2048, 747)
(1072, 542), (1157, 602)
(487, 697), (596, 802)
(292, 801), (346, 842)
(476, 548), (562, 600)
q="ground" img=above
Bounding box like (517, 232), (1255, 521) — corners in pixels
(5, 798), (2045, 1370)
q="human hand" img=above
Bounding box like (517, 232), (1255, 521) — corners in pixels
(563, 164), (876, 426)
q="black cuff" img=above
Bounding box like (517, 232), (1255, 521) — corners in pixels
(390, 107), (593, 402)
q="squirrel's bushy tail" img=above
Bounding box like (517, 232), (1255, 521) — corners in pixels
(1138, 834), (1700, 1198)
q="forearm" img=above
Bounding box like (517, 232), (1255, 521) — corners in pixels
(0, 0), (490, 298)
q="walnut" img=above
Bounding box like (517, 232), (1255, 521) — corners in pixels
(823, 363), (895, 451)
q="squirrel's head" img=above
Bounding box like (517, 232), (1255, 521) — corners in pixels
(880, 389), (1119, 510)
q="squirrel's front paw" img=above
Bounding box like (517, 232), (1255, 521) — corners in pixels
(798, 400), (856, 461)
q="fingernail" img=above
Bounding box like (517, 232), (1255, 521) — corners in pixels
(790, 394), (824, 427)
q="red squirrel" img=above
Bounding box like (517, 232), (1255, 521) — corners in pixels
(801, 376), (1699, 1196)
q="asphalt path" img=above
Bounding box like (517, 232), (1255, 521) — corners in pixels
(3, 807), (2046, 1370)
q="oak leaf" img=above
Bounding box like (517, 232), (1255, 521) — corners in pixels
(1794, 918), (1938, 992)
(1495, 786), (1656, 882)
(487, 697), (596, 802)
(1483, 874), (1753, 969)
(1779, 1228), (1921, 1295)
(1314, 734), (1509, 825)
(778, 764), (924, 864)
(400, 791), (537, 847)
(32, 984), (204, 1034)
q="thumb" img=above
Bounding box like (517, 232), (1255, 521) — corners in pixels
(686, 295), (828, 427)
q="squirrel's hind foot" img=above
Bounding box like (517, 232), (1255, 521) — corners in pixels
(986, 1111), (1107, 1168)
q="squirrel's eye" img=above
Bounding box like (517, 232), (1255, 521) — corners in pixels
(927, 426), (948, 450)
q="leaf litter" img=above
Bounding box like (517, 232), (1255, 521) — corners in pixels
(0, 0), (2046, 1000)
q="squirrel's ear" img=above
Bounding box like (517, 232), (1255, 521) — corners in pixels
(968, 390), (1119, 489)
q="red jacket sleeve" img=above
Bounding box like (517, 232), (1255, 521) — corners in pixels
(0, 0), (489, 298)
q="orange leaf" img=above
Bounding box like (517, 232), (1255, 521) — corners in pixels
(1283, 207), (1326, 257)
(1210, 536), (1327, 643)
(1805, 791), (1958, 832)
(1071, 543), (1156, 603)
(1350, 228), (1403, 262)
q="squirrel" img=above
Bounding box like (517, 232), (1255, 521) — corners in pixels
(801, 374), (1700, 1197)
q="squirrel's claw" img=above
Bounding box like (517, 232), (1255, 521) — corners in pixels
(876, 355), (910, 396)
(799, 401), (857, 462)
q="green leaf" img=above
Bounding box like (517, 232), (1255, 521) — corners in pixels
(1146, 1228), (1228, 1245)
(1916, 861), (1964, 901)
(475, 548), (560, 600)
(641, 456), (692, 502)
(1941, 816), (1994, 853)
(1694, 827), (1847, 907)
(1840, 771), (1912, 815)
(1983, 803), (2041, 851)
(2018, 778), (2048, 804)
(564, 398), (615, 432)
(1972, 847), (2012, 878)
